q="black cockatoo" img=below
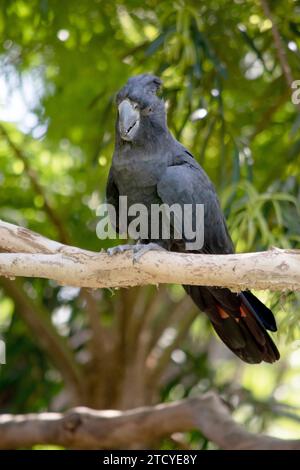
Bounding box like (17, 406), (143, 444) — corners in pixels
(106, 73), (279, 364)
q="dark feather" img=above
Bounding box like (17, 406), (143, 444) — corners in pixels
(107, 74), (280, 365)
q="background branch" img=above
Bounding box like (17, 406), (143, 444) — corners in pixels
(260, 0), (294, 88)
(0, 392), (299, 450)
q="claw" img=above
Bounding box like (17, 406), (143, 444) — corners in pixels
(107, 244), (134, 256)
(107, 243), (165, 264)
(107, 243), (166, 263)
(132, 243), (166, 264)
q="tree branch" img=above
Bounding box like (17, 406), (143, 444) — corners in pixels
(0, 392), (299, 449)
(0, 219), (299, 291)
(260, 0), (294, 88)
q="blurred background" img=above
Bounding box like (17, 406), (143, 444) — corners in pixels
(0, 0), (300, 449)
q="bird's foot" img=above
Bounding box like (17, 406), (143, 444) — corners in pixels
(107, 244), (134, 256)
(107, 243), (166, 264)
(131, 243), (166, 264)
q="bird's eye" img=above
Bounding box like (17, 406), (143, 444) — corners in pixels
(141, 105), (153, 116)
(133, 103), (139, 110)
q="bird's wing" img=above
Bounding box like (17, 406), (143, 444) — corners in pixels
(157, 154), (279, 364)
(106, 168), (120, 233)
(156, 153), (234, 254)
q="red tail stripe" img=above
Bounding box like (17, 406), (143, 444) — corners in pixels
(217, 305), (230, 319)
(240, 305), (248, 318)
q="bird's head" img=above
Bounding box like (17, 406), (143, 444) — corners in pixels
(116, 74), (166, 143)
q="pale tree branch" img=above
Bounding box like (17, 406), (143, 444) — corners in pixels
(0, 392), (299, 450)
(0, 219), (66, 255)
(0, 219), (299, 291)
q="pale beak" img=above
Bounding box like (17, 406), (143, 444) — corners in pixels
(118, 100), (140, 141)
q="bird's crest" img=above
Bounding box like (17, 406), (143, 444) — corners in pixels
(117, 73), (162, 101)
(127, 74), (162, 95)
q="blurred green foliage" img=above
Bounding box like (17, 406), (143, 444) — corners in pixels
(0, 0), (300, 448)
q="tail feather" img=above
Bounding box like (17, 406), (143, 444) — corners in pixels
(240, 291), (277, 332)
(184, 285), (280, 364)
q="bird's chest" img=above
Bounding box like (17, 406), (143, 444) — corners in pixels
(112, 153), (166, 205)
